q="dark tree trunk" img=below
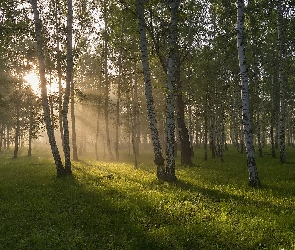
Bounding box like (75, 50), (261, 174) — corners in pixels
(176, 61), (192, 165)
(278, 1), (285, 163)
(28, 103), (33, 156)
(0, 124), (3, 151)
(13, 102), (20, 159)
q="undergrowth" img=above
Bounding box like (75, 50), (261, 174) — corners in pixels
(0, 146), (295, 249)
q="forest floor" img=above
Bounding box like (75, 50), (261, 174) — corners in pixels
(0, 146), (295, 249)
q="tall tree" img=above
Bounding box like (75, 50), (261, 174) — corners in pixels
(137, 0), (165, 180)
(29, 0), (65, 177)
(165, 0), (179, 181)
(103, 0), (114, 160)
(278, 0), (285, 163)
(61, 0), (74, 174)
(237, 0), (260, 187)
(115, 17), (125, 161)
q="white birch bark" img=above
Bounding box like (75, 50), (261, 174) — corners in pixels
(278, 1), (286, 163)
(137, 0), (165, 179)
(55, 1), (64, 147)
(237, 0), (260, 186)
(62, 0), (73, 174)
(165, 0), (179, 181)
(29, 0), (65, 176)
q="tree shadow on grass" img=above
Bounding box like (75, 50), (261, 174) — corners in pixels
(16, 160), (290, 250)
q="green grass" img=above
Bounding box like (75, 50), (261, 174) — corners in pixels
(0, 147), (295, 249)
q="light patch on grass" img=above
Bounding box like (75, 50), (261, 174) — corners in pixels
(0, 148), (295, 249)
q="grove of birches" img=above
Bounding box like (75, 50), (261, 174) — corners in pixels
(0, 0), (294, 186)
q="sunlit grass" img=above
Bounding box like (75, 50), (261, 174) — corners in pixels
(0, 146), (295, 249)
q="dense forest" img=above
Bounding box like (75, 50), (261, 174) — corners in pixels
(0, 0), (294, 185)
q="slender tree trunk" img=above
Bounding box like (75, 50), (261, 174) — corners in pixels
(165, 0), (180, 181)
(61, 0), (73, 174)
(132, 60), (140, 169)
(0, 124), (3, 151)
(176, 71), (192, 166)
(103, 1), (114, 161)
(29, 0), (65, 177)
(71, 89), (78, 161)
(55, 1), (64, 146)
(257, 112), (263, 157)
(28, 98), (33, 156)
(204, 84), (209, 160)
(209, 117), (216, 158)
(13, 92), (20, 159)
(270, 76), (276, 158)
(137, 0), (165, 179)
(254, 79), (263, 157)
(115, 18), (124, 161)
(95, 117), (99, 161)
(49, 73), (55, 129)
(219, 107), (225, 161)
(275, 123), (279, 149)
(237, 0), (260, 187)
(95, 67), (103, 160)
(187, 94), (194, 156)
(6, 126), (10, 149)
(278, 1), (285, 163)
(231, 86), (240, 153)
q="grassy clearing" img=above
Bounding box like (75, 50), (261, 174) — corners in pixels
(0, 147), (295, 249)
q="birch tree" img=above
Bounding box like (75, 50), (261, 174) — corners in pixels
(237, 0), (260, 187)
(278, 0), (285, 163)
(103, 0), (114, 161)
(61, 0), (74, 174)
(165, 0), (179, 181)
(29, 0), (65, 177)
(137, 0), (165, 180)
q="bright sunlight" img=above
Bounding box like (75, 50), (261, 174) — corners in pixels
(23, 72), (40, 94)
(23, 72), (61, 95)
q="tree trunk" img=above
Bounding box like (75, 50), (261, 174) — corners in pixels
(115, 18), (124, 161)
(103, 1), (114, 161)
(132, 60), (140, 169)
(254, 78), (263, 157)
(29, 0), (65, 177)
(6, 126), (10, 149)
(204, 101), (208, 161)
(137, 0), (165, 179)
(278, 1), (285, 163)
(28, 98), (33, 156)
(0, 124), (3, 151)
(165, 0), (180, 181)
(176, 69), (192, 166)
(13, 93), (20, 159)
(61, 0), (73, 175)
(55, 1), (64, 147)
(95, 65), (103, 160)
(71, 89), (78, 161)
(95, 117), (99, 161)
(237, 0), (260, 187)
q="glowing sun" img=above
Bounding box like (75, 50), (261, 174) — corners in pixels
(24, 72), (40, 94)
(24, 72), (61, 95)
